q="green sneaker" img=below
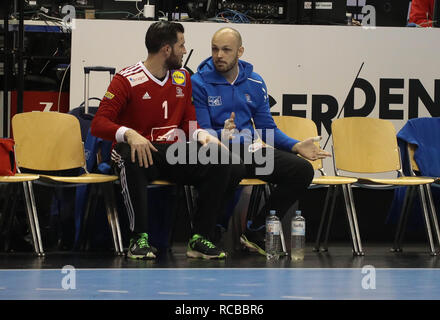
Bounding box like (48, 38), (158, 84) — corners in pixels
(186, 234), (226, 259)
(127, 233), (156, 260)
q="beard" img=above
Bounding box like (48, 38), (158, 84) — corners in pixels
(214, 55), (239, 73)
(166, 50), (182, 70)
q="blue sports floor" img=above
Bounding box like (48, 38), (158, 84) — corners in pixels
(1, 267), (440, 300)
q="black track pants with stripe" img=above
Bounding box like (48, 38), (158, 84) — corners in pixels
(112, 141), (245, 241)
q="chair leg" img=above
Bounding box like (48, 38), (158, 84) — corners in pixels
(425, 184), (440, 250)
(1, 184), (18, 252)
(102, 183), (123, 255)
(80, 184), (99, 251)
(313, 185), (334, 252)
(323, 185), (340, 251)
(341, 184), (360, 256)
(22, 181), (44, 256)
(418, 184), (436, 256)
(279, 220), (287, 255)
(110, 185), (124, 255)
(392, 186), (415, 252)
(347, 184), (364, 256)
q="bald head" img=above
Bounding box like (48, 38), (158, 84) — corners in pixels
(211, 28), (244, 78)
(212, 27), (242, 47)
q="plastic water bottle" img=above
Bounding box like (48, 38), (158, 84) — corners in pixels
(291, 210), (305, 261)
(266, 210), (281, 260)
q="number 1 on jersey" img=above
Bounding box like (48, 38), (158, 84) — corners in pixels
(162, 100), (168, 119)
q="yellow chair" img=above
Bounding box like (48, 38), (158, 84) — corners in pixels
(273, 116), (360, 255)
(12, 111), (123, 255)
(391, 143), (440, 253)
(331, 117), (437, 255)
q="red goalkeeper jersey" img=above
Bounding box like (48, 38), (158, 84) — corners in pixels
(91, 61), (199, 144)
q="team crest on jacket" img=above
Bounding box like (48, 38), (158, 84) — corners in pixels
(208, 96), (222, 106)
(171, 70), (186, 86)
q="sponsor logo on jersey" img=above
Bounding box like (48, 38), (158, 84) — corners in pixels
(142, 91), (151, 99)
(104, 91), (115, 100)
(171, 70), (186, 86)
(127, 72), (148, 87)
(176, 87), (184, 98)
(208, 96), (222, 107)
(245, 94), (252, 103)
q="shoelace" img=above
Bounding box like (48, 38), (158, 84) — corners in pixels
(199, 238), (215, 249)
(137, 235), (150, 248)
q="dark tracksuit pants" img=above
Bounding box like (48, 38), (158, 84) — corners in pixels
(232, 143), (314, 229)
(111, 141), (245, 241)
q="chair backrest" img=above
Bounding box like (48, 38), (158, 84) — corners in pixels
(272, 115), (322, 170)
(331, 117), (401, 174)
(12, 111), (86, 171)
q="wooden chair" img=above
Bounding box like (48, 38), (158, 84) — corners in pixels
(331, 117), (437, 255)
(273, 116), (360, 255)
(11, 111), (123, 256)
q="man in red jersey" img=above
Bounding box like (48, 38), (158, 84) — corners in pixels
(408, 0), (435, 27)
(91, 21), (244, 260)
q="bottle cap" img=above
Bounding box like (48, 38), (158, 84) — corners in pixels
(296, 210), (301, 215)
(269, 210), (276, 215)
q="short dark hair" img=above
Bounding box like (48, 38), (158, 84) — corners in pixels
(145, 21), (184, 54)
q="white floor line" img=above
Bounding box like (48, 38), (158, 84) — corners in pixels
(281, 295), (313, 300)
(98, 290), (128, 293)
(219, 293), (251, 297)
(158, 291), (189, 295)
(35, 288), (67, 291)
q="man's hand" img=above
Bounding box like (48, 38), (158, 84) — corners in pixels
(292, 136), (332, 161)
(124, 129), (158, 168)
(222, 112), (236, 140)
(197, 130), (229, 150)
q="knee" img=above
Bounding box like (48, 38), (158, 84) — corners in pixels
(297, 159), (314, 188)
(284, 158), (314, 189)
(230, 163), (246, 185)
(303, 160), (314, 186)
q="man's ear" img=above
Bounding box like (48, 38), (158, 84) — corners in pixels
(162, 44), (172, 57)
(238, 46), (244, 58)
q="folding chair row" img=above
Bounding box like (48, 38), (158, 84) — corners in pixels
(273, 116), (362, 256)
(274, 115), (440, 256)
